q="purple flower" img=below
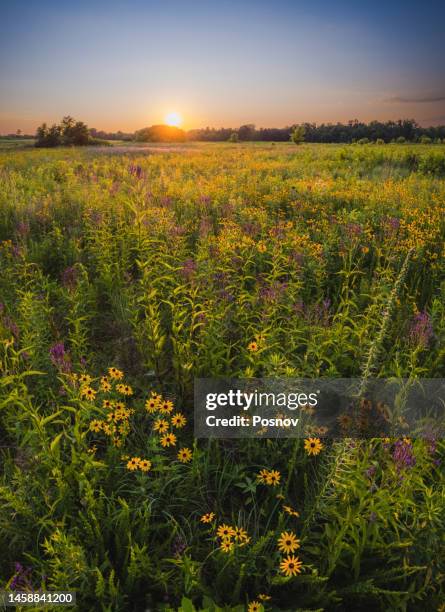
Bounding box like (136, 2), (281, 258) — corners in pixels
(129, 164), (144, 179)
(49, 342), (72, 373)
(409, 311), (434, 348)
(392, 439), (416, 471)
(61, 266), (79, 291)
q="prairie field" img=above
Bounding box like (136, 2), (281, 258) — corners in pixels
(0, 142), (444, 611)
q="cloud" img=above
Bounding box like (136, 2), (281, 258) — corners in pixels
(385, 93), (445, 104)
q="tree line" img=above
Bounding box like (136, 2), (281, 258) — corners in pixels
(31, 117), (445, 146)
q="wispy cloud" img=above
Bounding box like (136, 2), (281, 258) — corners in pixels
(385, 93), (445, 104)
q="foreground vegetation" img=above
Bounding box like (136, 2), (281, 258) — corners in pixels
(0, 143), (444, 611)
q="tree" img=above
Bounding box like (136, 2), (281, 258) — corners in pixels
(290, 125), (305, 144)
(228, 132), (239, 142)
(35, 116), (91, 147)
(238, 124), (256, 141)
(135, 124), (186, 142)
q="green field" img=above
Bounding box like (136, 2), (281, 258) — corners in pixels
(0, 143), (444, 611)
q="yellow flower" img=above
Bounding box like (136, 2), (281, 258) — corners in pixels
(280, 555), (303, 577)
(258, 594), (271, 601)
(103, 399), (114, 410)
(234, 527), (249, 543)
(217, 524), (236, 539)
(257, 469), (269, 484)
(80, 386), (96, 401)
(115, 401), (125, 411)
(89, 420), (102, 433)
(139, 459), (152, 472)
(160, 432), (177, 447)
(257, 241), (267, 253)
(219, 538), (234, 553)
(200, 512), (215, 524)
(126, 457), (140, 471)
(248, 341), (258, 352)
(248, 601), (263, 612)
(171, 412), (187, 428)
(304, 437), (323, 456)
(145, 398), (159, 413)
(79, 374), (92, 384)
(100, 379), (112, 392)
(277, 531), (300, 554)
(177, 447), (192, 463)
(266, 470), (281, 486)
(283, 504), (300, 518)
(159, 399), (174, 414)
(153, 419), (169, 434)
(108, 367), (124, 380)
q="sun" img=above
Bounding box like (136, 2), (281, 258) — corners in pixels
(164, 112), (182, 127)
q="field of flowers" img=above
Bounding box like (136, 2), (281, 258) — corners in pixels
(0, 142), (444, 611)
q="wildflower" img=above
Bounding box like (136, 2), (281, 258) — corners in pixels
(248, 341), (258, 352)
(115, 401), (125, 411)
(126, 457), (140, 471)
(145, 398), (159, 413)
(100, 376), (111, 392)
(49, 342), (71, 373)
(304, 437), (323, 456)
(151, 391), (162, 402)
(80, 386), (96, 401)
(103, 399), (114, 410)
(89, 420), (102, 433)
(266, 470), (281, 486)
(117, 383), (133, 396)
(280, 555), (303, 577)
(103, 423), (116, 436)
(220, 538), (234, 553)
(248, 602), (263, 612)
(177, 447), (192, 463)
(79, 373), (92, 385)
(217, 524), (236, 539)
(153, 419), (169, 434)
(108, 367), (124, 380)
(200, 512), (215, 524)
(139, 459), (152, 472)
(283, 505), (300, 517)
(257, 469), (269, 484)
(171, 412), (187, 428)
(258, 594), (271, 601)
(159, 399), (174, 414)
(160, 432), (177, 447)
(408, 311), (434, 347)
(234, 527), (249, 543)
(392, 439), (416, 471)
(277, 531), (300, 554)
(257, 241), (267, 253)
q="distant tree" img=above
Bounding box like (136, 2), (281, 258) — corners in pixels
(35, 116), (91, 147)
(238, 124), (256, 141)
(375, 138), (385, 145)
(228, 132), (239, 142)
(419, 135), (432, 144)
(396, 136), (406, 144)
(135, 124), (186, 142)
(290, 125), (305, 144)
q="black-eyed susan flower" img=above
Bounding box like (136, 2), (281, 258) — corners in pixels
(159, 399), (174, 414)
(280, 555), (302, 576)
(171, 412), (186, 428)
(160, 432), (177, 447)
(126, 457), (140, 471)
(103, 423), (116, 436)
(200, 512), (215, 524)
(234, 527), (250, 544)
(79, 373), (92, 384)
(258, 594), (271, 601)
(277, 531), (300, 554)
(89, 420), (102, 433)
(103, 399), (114, 410)
(153, 419), (169, 434)
(283, 504), (300, 517)
(80, 386), (96, 401)
(100, 379), (112, 392)
(257, 469), (269, 484)
(248, 341), (258, 352)
(304, 437), (323, 456)
(266, 470), (281, 486)
(108, 367), (124, 380)
(145, 398), (159, 413)
(256, 241), (267, 253)
(115, 401), (125, 411)
(248, 601), (263, 612)
(219, 538), (234, 553)
(139, 459), (152, 472)
(177, 447), (192, 463)
(217, 524), (235, 539)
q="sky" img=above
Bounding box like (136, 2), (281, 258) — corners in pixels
(1, 0), (444, 133)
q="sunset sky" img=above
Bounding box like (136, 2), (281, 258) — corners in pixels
(1, 0), (444, 134)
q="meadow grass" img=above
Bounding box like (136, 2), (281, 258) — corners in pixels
(0, 143), (444, 611)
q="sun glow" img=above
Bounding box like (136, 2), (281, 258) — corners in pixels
(164, 112), (182, 127)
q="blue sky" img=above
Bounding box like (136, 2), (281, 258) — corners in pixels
(1, 0), (444, 132)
